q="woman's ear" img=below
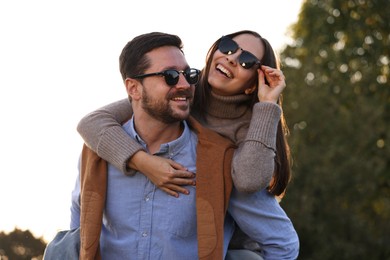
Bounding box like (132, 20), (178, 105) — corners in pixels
(244, 84), (257, 95)
(125, 78), (142, 101)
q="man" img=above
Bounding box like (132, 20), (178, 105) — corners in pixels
(70, 32), (236, 259)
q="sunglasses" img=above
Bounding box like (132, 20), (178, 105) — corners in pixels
(218, 36), (261, 69)
(131, 68), (200, 87)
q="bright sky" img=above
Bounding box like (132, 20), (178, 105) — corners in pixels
(0, 0), (303, 243)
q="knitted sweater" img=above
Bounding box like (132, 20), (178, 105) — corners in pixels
(77, 92), (281, 193)
(78, 116), (236, 260)
(205, 92), (281, 192)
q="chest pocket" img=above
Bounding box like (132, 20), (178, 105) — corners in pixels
(166, 185), (197, 238)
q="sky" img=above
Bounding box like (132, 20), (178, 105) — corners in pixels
(0, 0), (304, 243)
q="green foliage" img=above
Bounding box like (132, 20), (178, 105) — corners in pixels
(0, 228), (46, 260)
(280, 0), (390, 259)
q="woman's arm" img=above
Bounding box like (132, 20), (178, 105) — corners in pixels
(77, 98), (195, 197)
(231, 102), (281, 193)
(232, 66), (286, 193)
(77, 98), (140, 172)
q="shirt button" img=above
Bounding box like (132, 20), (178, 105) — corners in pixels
(145, 196), (150, 202)
(142, 232), (148, 237)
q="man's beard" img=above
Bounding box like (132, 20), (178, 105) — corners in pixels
(141, 86), (192, 124)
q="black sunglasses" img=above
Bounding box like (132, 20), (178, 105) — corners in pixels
(218, 36), (261, 69)
(131, 68), (200, 87)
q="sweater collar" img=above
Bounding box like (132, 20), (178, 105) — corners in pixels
(207, 91), (252, 119)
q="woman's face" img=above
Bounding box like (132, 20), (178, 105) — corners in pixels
(208, 34), (264, 96)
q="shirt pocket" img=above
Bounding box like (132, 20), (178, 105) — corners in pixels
(166, 186), (197, 238)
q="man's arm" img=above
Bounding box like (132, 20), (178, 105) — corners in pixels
(227, 188), (299, 260)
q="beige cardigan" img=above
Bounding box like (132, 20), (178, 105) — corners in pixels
(79, 116), (236, 260)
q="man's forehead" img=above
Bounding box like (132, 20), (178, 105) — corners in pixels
(146, 46), (188, 70)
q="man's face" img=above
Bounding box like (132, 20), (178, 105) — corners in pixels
(139, 46), (195, 124)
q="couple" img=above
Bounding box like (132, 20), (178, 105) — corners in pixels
(71, 31), (299, 259)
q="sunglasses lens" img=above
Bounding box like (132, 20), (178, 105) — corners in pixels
(239, 51), (260, 69)
(163, 70), (180, 86)
(218, 37), (238, 55)
(163, 69), (199, 86)
(185, 68), (200, 85)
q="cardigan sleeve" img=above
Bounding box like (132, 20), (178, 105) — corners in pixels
(231, 102), (281, 193)
(77, 98), (144, 174)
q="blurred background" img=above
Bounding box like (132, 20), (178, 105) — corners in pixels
(281, 0), (389, 258)
(1, 0), (389, 259)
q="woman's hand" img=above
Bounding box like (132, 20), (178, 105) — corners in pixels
(129, 151), (196, 197)
(257, 65), (286, 103)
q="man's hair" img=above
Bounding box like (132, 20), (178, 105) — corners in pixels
(119, 32), (183, 81)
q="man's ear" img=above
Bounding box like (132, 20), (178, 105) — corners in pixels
(125, 78), (142, 101)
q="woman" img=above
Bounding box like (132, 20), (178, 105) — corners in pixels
(77, 30), (295, 259)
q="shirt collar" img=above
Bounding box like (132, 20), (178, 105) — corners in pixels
(123, 117), (192, 158)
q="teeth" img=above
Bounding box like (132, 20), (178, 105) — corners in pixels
(216, 64), (232, 78)
(172, 97), (187, 101)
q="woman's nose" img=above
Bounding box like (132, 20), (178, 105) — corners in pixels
(226, 49), (242, 66)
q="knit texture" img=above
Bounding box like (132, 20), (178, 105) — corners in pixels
(205, 92), (281, 193)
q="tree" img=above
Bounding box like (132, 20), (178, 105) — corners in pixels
(0, 228), (46, 260)
(280, 0), (390, 259)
